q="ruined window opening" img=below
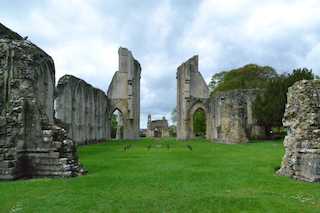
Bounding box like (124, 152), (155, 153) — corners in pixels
(238, 97), (248, 126)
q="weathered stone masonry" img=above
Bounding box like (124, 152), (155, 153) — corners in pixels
(278, 80), (320, 182)
(106, 47), (141, 141)
(56, 47), (141, 144)
(0, 24), (85, 181)
(176, 55), (265, 143)
(146, 115), (170, 138)
(0, 24), (141, 181)
(56, 75), (109, 146)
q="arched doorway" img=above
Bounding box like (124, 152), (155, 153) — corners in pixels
(193, 108), (206, 138)
(154, 127), (162, 137)
(111, 109), (123, 139)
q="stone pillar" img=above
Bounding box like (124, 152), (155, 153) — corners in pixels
(277, 80), (320, 182)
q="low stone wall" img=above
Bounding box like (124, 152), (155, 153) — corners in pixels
(277, 80), (320, 182)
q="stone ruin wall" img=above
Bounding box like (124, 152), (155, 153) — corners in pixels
(146, 114), (170, 138)
(278, 80), (320, 182)
(176, 55), (213, 141)
(212, 90), (265, 143)
(56, 47), (141, 144)
(106, 47), (141, 140)
(0, 24), (85, 181)
(56, 75), (109, 146)
(176, 55), (265, 143)
(0, 24), (141, 181)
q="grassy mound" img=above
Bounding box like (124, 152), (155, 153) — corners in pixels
(1, 138), (320, 212)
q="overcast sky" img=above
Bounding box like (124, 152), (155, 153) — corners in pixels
(2, 0), (320, 128)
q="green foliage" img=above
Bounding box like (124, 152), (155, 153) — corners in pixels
(252, 75), (287, 138)
(1, 138), (320, 212)
(193, 109), (206, 135)
(169, 126), (175, 136)
(285, 68), (315, 88)
(111, 114), (117, 138)
(208, 71), (228, 93)
(170, 106), (177, 124)
(212, 64), (277, 95)
(252, 68), (315, 138)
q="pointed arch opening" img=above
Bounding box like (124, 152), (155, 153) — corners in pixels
(111, 109), (123, 139)
(193, 108), (206, 138)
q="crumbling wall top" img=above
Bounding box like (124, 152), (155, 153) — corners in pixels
(0, 23), (23, 40)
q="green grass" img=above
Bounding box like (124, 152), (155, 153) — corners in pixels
(1, 138), (320, 212)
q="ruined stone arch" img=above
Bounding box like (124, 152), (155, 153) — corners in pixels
(86, 88), (95, 142)
(109, 100), (127, 119)
(36, 59), (55, 121)
(235, 94), (252, 126)
(189, 100), (209, 138)
(108, 101), (127, 140)
(95, 92), (103, 140)
(73, 81), (86, 144)
(61, 81), (72, 124)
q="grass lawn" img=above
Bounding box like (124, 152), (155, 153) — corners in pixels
(1, 138), (320, 212)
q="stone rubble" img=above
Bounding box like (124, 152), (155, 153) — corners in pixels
(278, 80), (320, 182)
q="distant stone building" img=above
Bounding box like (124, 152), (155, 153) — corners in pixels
(147, 115), (170, 138)
(176, 56), (265, 143)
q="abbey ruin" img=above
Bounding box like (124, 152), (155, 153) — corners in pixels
(56, 47), (141, 145)
(146, 115), (170, 138)
(176, 56), (265, 143)
(1, 23), (320, 183)
(0, 24), (141, 181)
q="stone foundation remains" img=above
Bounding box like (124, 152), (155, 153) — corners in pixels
(176, 55), (265, 143)
(277, 80), (320, 182)
(146, 115), (170, 137)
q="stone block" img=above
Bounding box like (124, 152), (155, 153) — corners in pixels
(26, 152), (59, 158)
(42, 130), (53, 137)
(0, 167), (14, 175)
(59, 158), (68, 166)
(52, 141), (62, 148)
(0, 160), (15, 168)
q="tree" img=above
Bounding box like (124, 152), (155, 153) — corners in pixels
(252, 68), (315, 139)
(252, 74), (287, 139)
(193, 109), (206, 136)
(170, 106), (177, 124)
(211, 64), (277, 95)
(208, 71), (228, 95)
(285, 68), (315, 88)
